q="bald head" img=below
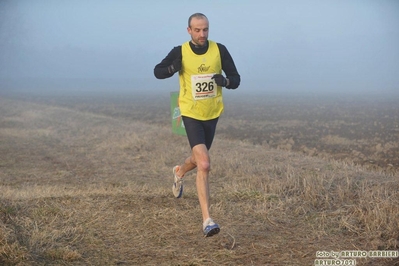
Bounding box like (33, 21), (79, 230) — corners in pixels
(188, 13), (208, 28)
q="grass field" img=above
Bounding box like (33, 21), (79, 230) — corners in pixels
(0, 90), (398, 265)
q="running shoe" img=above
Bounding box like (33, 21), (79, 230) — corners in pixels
(172, 165), (183, 198)
(203, 218), (220, 237)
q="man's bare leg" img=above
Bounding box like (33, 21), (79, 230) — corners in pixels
(176, 143), (211, 222)
(176, 155), (197, 178)
(192, 144), (211, 222)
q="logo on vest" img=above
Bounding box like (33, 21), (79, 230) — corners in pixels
(198, 64), (210, 73)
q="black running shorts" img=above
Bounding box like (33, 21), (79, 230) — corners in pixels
(182, 116), (219, 150)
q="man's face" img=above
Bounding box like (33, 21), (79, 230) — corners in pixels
(187, 17), (209, 47)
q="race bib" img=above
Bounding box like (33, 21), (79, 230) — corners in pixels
(191, 73), (217, 100)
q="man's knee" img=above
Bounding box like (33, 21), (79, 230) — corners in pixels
(196, 159), (210, 172)
(192, 144), (210, 172)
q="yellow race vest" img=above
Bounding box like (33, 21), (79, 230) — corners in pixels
(178, 40), (223, 120)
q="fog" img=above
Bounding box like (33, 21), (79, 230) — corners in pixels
(1, 0), (398, 95)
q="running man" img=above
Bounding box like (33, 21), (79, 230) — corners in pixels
(154, 13), (240, 237)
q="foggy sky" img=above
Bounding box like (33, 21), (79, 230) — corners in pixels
(0, 0), (398, 94)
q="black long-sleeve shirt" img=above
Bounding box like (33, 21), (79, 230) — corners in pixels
(154, 41), (240, 89)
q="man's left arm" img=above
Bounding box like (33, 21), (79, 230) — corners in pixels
(218, 43), (241, 89)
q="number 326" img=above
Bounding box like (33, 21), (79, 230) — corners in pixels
(195, 82), (214, 92)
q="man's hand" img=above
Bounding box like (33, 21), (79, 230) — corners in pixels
(168, 59), (182, 74)
(212, 74), (227, 87)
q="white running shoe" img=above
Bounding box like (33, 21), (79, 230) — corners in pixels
(172, 165), (183, 198)
(203, 218), (220, 237)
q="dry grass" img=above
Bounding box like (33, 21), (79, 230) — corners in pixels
(0, 95), (398, 265)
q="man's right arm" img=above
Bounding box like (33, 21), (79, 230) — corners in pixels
(154, 46), (182, 79)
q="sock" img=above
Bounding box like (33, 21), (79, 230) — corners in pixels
(203, 218), (213, 229)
